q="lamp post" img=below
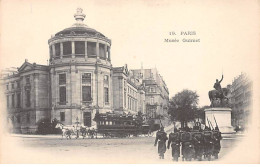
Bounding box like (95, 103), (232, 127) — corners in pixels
(75, 116), (80, 139)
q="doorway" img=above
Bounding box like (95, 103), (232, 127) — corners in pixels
(83, 112), (91, 127)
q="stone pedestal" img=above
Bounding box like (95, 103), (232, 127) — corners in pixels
(205, 108), (235, 133)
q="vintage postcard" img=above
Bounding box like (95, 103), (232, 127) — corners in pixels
(0, 0), (259, 164)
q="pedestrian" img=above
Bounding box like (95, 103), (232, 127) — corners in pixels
(154, 127), (168, 159)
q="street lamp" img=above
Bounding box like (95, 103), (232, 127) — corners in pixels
(75, 117), (80, 139)
(76, 117), (80, 127)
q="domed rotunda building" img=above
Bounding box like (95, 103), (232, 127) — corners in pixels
(48, 8), (112, 127)
(1, 8), (169, 133)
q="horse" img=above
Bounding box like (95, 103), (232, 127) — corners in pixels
(80, 126), (88, 139)
(87, 128), (98, 139)
(208, 88), (230, 107)
(55, 123), (72, 139)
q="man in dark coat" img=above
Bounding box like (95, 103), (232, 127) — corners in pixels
(167, 128), (181, 161)
(154, 127), (168, 159)
(212, 127), (222, 159)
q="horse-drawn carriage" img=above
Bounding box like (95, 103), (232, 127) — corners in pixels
(55, 112), (151, 139)
(95, 113), (151, 138)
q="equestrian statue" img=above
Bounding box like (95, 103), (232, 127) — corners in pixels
(208, 74), (231, 107)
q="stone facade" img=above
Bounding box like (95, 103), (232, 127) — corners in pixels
(131, 68), (170, 127)
(48, 8), (113, 128)
(112, 65), (146, 116)
(1, 62), (50, 133)
(230, 73), (252, 128)
(1, 8), (169, 133)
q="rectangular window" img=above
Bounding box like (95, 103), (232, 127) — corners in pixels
(59, 74), (66, 85)
(17, 93), (21, 108)
(150, 97), (154, 105)
(26, 90), (31, 107)
(26, 77), (30, 84)
(104, 87), (109, 103)
(87, 42), (96, 56)
(17, 81), (20, 88)
(99, 43), (106, 59)
(60, 112), (65, 121)
(82, 73), (91, 84)
(63, 41), (72, 55)
(12, 94), (15, 108)
(6, 84), (9, 90)
(75, 41), (85, 55)
(59, 86), (66, 104)
(11, 83), (14, 89)
(55, 43), (61, 56)
(82, 86), (91, 102)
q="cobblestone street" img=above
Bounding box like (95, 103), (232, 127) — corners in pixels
(2, 133), (245, 163)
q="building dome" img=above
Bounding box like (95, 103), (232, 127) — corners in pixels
(55, 8), (106, 38)
(48, 8), (111, 63)
(55, 26), (106, 38)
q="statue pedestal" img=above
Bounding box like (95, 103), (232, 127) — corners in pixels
(205, 108), (235, 134)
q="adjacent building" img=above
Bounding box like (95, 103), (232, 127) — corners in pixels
(230, 72), (252, 129)
(112, 65), (146, 116)
(131, 68), (170, 127)
(2, 62), (50, 133)
(1, 8), (169, 133)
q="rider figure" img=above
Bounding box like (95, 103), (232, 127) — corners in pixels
(214, 74), (223, 94)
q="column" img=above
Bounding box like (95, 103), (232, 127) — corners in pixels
(108, 46), (111, 61)
(72, 41), (75, 58)
(96, 41), (99, 58)
(85, 41), (88, 59)
(104, 44), (107, 60)
(60, 43), (63, 58)
(52, 45), (55, 59)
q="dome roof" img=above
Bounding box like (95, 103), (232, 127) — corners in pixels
(54, 8), (106, 38)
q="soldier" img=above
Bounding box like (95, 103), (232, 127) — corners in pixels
(192, 132), (204, 161)
(181, 130), (195, 161)
(154, 127), (168, 159)
(203, 130), (214, 161)
(212, 127), (222, 159)
(167, 128), (181, 161)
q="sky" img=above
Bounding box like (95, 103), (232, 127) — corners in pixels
(1, 0), (259, 106)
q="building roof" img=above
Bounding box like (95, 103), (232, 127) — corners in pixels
(55, 8), (106, 38)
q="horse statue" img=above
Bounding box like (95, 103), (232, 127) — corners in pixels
(208, 87), (230, 107)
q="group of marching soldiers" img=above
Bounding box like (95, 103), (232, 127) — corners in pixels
(154, 122), (222, 161)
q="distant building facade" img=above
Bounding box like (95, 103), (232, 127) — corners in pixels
(112, 65), (146, 116)
(230, 73), (252, 128)
(1, 8), (169, 133)
(131, 68), (170, 127)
